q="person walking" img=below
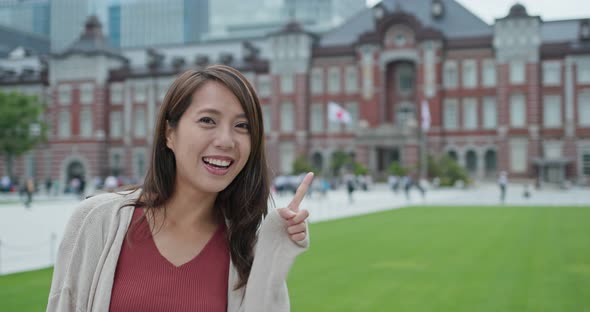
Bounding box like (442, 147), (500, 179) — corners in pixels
(344, 172), (356, 203)
(24, 177), (35, 208)
(498, 171), (508, 204)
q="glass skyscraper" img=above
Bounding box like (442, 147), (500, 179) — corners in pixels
(108, 0), (208, 48)
(0, 0), (49, 37)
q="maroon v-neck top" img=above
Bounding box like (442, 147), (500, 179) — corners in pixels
(109, 208), (230, 312)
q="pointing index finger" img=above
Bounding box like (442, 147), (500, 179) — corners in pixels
(288, 172), (314, 212)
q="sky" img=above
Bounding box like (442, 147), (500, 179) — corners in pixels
(365, 0), (590, 24)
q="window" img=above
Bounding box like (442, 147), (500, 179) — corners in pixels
(242, 72), (255, 87)
(279, 142), (295, 174)
(346, 102), (358, 131)
(578, 62), (590, 84)
(310, 103), (324, 133)
(462, 98), (477, 129)
(396, 34), (407, 46)
(134, 83), (146, 102)
(328, 107), (341, 133)
(396, 102), (415, 126)
(311, 67), (324, 95)
(398, 64), (414, 93)
(345, 66), (358, 93)
(110, 150), (123, 174)
(157, 78), (174, 103)
(483, 97), (497, 129)
(58, 110), (70, 137)
(443, 98), (458, 129)
(262, 105), (271, 133)
(510, 61), (525, 84)
(462, 60), (477, 88)
(110, 111), (122, 138)
(443, 61), (458, 89)
(583, 148), (590, 176)
(58, 84), (72, 105)
(579, 91), (590, 126)
(543, 61), (561, 86)
(543, 95), (561, 128)
(510, 94), (526, 127)
(544, 142), (562, 159)
(134, 149), (146, 179)
(328, 67), (341, 94)
(158, 86), (168, 102)
(110, 83), (123, 104)
(281, 74), (294, 94)
(257, 75), (271, 97)
(280, 102), (294, 132)
(510, 140), (527, 173)
(80, 108), (93, 137)
(482, 59), (496, 87)
(134, 107), (146, 137)
(80, 83), (94, 104)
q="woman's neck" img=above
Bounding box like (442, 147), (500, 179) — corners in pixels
(154, 182), (219, 230)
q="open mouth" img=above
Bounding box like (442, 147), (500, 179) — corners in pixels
(202, 157), (233, 170)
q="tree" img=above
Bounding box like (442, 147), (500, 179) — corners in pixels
(292, 155), (316, 175)
(0, 91), (48, 178)
(353, 161), (369, 175)
(388, 161), (408, 176)
(330, 151), (353, 176)
(428, 154), (469, 186)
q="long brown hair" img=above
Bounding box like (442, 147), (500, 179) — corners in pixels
(127, 65), (270, 289)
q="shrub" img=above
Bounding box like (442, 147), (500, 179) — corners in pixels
(292, 156), (316, 175)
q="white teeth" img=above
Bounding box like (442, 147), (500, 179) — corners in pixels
(204, 158), (231, 167)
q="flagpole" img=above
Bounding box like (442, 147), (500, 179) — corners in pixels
(420, 99), (430, 181)
(420, 126), (427, 181)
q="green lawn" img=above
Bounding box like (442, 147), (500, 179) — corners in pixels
(0, 267), (52, 311)
(289, 207), (590, 311)
(2, 206), (590, 311)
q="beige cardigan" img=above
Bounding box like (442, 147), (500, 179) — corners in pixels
(47, 191), (308, 312)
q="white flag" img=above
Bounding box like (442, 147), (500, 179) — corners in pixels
(421, 99), (431, 131)
(328, 101), (351, 124)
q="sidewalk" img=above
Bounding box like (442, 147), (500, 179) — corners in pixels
(1, 183), (588, 275)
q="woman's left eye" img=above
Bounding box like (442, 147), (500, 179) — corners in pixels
(236, 123), (250, 130)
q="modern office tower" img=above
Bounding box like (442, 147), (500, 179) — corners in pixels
(0, 0), (49, 37)
(109, 0), (209, 48)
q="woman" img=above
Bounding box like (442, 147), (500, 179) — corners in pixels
(47, 65), (313, 312)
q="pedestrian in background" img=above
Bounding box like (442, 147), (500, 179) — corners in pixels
(345, 172), (355, 203)
(24, 177), (35, 208)
(498, 171), (508, 204)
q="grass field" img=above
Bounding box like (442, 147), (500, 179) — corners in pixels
(0, 267), (52, 311)
(288, 206), (590, 311)
(2, 206), (589, 311)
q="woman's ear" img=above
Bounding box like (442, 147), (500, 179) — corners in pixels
(165, 121), (175, 151)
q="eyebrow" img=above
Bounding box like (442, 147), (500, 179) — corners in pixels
(197, 108), (247, 119)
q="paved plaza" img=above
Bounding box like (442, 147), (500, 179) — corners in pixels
(1, 182), (588, 275)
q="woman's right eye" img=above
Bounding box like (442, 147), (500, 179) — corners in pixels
(199, 117), (215, 124)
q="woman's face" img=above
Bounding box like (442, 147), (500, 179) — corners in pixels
(166, 81), (252, 195)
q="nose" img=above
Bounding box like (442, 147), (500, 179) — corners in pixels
(213, 126), (235, 150)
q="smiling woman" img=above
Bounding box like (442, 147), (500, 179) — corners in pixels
(46, 65), (314, 312)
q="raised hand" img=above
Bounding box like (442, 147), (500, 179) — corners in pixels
(277, 172), (314, 242)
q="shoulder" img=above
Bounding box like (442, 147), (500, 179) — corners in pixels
(67, 190), (141, 233)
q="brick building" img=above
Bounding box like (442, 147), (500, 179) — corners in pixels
(1, 0), (590, 191)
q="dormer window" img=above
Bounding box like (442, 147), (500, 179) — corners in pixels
(373, 4), (385, 20)
(395, 34), (407, 46)
(431, 0), (444, 18)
